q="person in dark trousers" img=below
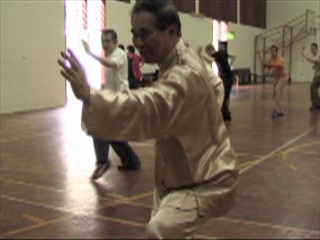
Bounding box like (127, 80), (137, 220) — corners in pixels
(199, 44), (235, 121)
(301, 43), (320, 111)
(118, 44), (138, 90)
(82, 30), (141, 180)
(127, 45), (144, 89)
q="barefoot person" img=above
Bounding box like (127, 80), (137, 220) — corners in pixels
(264, 45), (288, 118)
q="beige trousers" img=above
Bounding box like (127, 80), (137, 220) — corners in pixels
(145, 175), (238, 239)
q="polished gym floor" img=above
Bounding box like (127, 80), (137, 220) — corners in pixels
(1, 83), (319, 239)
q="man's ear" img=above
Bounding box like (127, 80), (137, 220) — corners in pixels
(168, 24), (178, 36)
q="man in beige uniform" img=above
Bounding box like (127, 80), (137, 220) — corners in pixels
(58, 0), (238, 238)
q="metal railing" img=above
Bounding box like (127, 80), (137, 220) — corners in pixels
(254, 10), (318, 82)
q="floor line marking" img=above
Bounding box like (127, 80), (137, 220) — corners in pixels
(1, 178), (153, 212)
(95, 215), (147, 228)
(0, 194), (149, 238)
(280, 140), (320, 160)
(240, 127), (315, 174)
(0, 178), (66, 193)
(193, 234), (218, 239)
(125, 190), (154, 201)
(1, 195), (73, 213)
(0, 216), (72, 239)
(23, 214), (45, 224)
(220, 216), (320, 235)
(0, 178), (148, 203)
(94, 191), (154, 210)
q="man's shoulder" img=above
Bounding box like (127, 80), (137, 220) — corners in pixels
(170, 49), (210, 84)
(112, 48), (127, 58)
(276, 56), (284, 63)
(179, 48), (203, 67)
(131, 53), (139, 60)
(110, 48), (128, 67)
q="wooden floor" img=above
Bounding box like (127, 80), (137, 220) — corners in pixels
(1, 83), (319, 239)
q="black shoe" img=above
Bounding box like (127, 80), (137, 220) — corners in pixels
(223, 113), (232, 121)
(271, 110), (284, 118)
(91, 161), (111, 180)
(309, 106), (316, 111)
(117, 163), (141, 171)
(309, 105), (320, 111)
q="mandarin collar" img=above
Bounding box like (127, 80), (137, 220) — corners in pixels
(158, 39), (186, 76)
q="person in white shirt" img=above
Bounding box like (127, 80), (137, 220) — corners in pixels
(83, 29), (141, 180)
(301, 42), (320, 111)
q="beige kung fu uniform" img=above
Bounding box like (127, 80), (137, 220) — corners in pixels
(81, 39), (238, 239)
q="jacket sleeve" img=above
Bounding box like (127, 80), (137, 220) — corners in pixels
(81, 70), (189, 141)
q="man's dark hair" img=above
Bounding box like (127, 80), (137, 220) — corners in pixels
(101, 29), (118, 42)
(118, 44), (125, 50)
(311, 43), (318, 49)
(131, 0), (182, 37)
(127, 45), (135, 53)
(271, 44), (278, 52)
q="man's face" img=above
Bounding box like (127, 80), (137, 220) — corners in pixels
(311, 45), (318, 56)
(131, 11), (175, 64)
(270, 47), (278, 58)
(101, 33), (117, 54)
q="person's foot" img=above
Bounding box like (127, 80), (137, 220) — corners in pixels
(271, 110), (284, 118)
(223, 114), (231, 121)
(91, 161), (111, 180)
(309, 105), (320, 111)
(117, 162), (141, 171)
(223, 111), (232, 121)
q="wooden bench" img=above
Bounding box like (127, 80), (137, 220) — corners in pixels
(233, 68), (257, 85)
(138, 71), (159, 88)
